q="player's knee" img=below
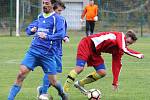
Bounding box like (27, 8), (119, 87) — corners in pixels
(74, 66), (84, 74)
(96, 69), (106, 78)
(50, 79), (57, 86)
(100, 73), (106, 78)
(16, 65), (30, 82)
(16, 72), (26, 84)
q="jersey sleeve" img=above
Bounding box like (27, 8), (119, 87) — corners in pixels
(116, 32), (143, 58)
(112, 49), (123, 86)
(81, 6), (87, 19)
(25, 20), (38, 36)
(95, 5), (98, 16)
(45, 16), (66, 40)
(64, 20), (69, 37)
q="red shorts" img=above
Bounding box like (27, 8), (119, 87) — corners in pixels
(76, 37), (104, 67)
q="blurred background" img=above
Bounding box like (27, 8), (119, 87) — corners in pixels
(0, 0), (149, 36)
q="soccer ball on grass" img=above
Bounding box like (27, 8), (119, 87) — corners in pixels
(87, 89), (101, 100)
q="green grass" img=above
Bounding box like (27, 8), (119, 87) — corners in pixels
(0, 32), (150, 100)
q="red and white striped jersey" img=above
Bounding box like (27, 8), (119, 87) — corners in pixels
(87, 31), (143, 85)
(89, 31), (142, 58)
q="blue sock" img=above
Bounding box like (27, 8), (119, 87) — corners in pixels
(41, 74), (51, 94)
(41, 74), (63, 95)
(8, 84), (21, 100)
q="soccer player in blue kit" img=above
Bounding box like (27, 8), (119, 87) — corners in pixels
(8, 0), (68, 100)
(37, 1), (69, 100)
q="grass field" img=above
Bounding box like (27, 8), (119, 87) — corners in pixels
(0, 32), (150, 100)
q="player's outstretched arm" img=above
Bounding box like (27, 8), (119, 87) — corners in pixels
(116, 32), (144, 59)
(125, 48), (144, 59)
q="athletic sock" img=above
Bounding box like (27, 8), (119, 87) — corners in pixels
(8, 84), (21, 100)
(41, 74), (51, 94)
(54, 81), (64, 96)
(79, 71), (103, 86)
(63, 69), (78, 92)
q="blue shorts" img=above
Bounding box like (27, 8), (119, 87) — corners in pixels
(55, 56), (62, 73)
(93, 64), (106, 71)
(76, 59), (106, 71)
(21, 51), (57, 75)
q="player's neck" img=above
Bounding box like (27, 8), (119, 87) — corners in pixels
(43, 11), (55, 18)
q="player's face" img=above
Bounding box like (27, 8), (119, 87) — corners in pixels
(43, 1), (52, 13)
(125, 37), (135, 46)
(89, 0), (94, 5)
(55, 6), (64, 15)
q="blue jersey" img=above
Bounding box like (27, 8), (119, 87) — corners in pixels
(54, 16), (68, 56)
(26, 12), (66, 56)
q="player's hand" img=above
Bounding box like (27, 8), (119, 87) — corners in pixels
(94, 16), (98, 21)
(137, 54), (144, 59)
(63, 37), (70, 43)
(112, 84), (119, 91)
(37, 32), (47, 39)
(80, 19), (84, 23)
(31, 27), (37, 32)
(140, 54), (144, 59)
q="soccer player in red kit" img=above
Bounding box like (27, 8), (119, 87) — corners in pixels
(63, 30), (144, 93)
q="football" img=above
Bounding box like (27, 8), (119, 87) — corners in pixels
(87, 89), (101, 100)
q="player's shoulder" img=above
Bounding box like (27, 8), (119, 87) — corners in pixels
(60, 16), (66, 22)
(109, 31), (123, 34)
(52, 13), (62, 19)
(94, 4), (98, 8)
(85, 4), (90, 8)
(37, 13), (44, 18)
(109, 31), (125, 37)
(53, 13), (66, 22)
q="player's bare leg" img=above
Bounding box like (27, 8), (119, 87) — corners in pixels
(15, 65), (31, 85)
(48, 75), (68, 100)
(8, 65), (31, 100)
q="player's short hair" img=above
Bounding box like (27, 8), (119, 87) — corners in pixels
(126, 30), (137, 41)
(53, 1), (66, 10)
(50, 0), (59, 4)
(43, 0), (51, 2)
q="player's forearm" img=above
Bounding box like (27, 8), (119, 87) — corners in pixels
(112, 64), (122, 86)
(112, 54), (122, 86)
(26, 20), (38, 35)
(46, 31), (65, 40)
(125, 52), (144, 59)
(81, 10), (86, 19)
(25, 27), (35, 35)
(124, 48), (144, 59)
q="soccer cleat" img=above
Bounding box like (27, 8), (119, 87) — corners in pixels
(74, 81), (88, 95)
(37, 86), (42, 98)
(39, 94), (49, 100)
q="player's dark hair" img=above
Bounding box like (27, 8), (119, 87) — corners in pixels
(53, 1), (66, 10)
(126, 30), (138, 41)
(50, 0), (58, 4)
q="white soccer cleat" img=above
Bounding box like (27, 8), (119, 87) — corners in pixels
(37, 86), (42, 98)
(74, 81), (88, 95)
(39, 94), (49, 100)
